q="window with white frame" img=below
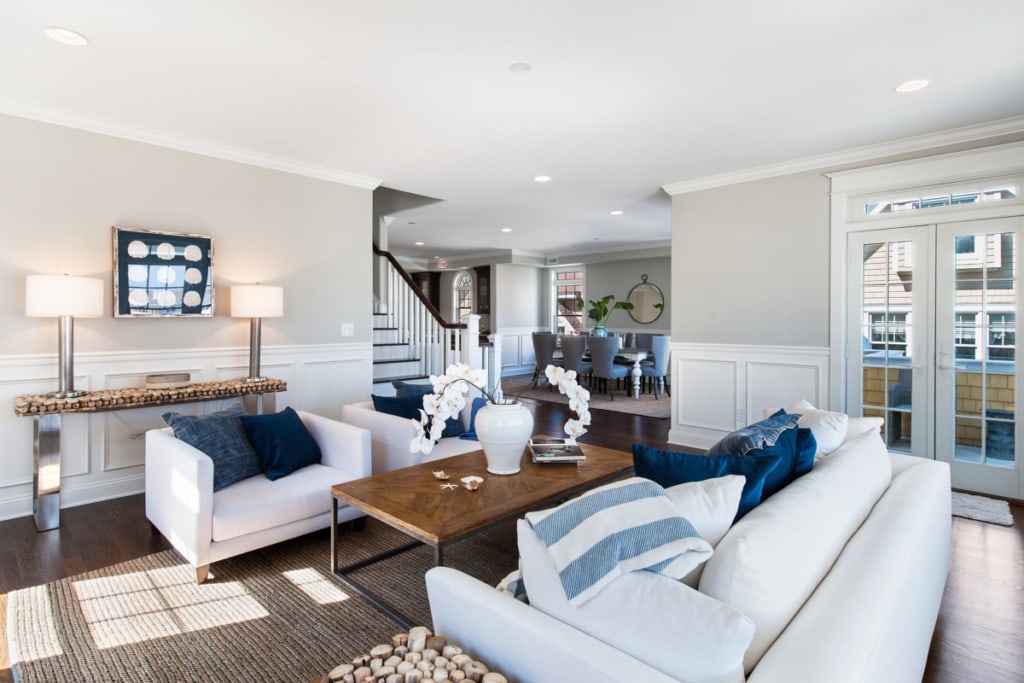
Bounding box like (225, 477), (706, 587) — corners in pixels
(453, 271), (473, 321)
(954, 312), (977, 359)
(988, 313), (1015, 361)
(869, 312), (908, 352)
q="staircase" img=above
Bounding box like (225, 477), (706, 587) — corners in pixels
(372, 247), (464, 395)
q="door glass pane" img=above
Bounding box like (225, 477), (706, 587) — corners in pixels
(952, 232), (1016, 467)
(861, 240), (913, 452)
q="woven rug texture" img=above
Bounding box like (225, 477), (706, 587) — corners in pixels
(951, 491), (1015, 526)
(6, 519), (518, 683)
(500, 373), (671, 419)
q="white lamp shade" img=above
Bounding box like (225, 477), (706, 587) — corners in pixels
(231, 285), (284, 318)
(25, 275), (104, 317)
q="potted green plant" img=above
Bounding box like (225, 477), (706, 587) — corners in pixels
(575, 293), (635, 336)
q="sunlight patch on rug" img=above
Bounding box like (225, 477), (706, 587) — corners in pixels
(282, 567), (351, 605)
(72, 567), (268, 649)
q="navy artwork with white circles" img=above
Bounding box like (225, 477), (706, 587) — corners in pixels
(113, 227), (214, 317)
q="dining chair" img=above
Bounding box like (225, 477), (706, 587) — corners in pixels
(635, 332), (654, 351)
(589, 335), (630, 400)
(641, 335), (671, 399)
(531, 332), (561, 388)
(560, 335), (593, 385)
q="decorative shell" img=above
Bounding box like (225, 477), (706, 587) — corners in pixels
(461, 476), (484, 491)
(432, 470), (450, 480)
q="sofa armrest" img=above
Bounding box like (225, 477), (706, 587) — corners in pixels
(298, 411), (372, 478)
(341, 401), (424, 473)
(145, 427), (214, 567)
(425, 567), (677, 683)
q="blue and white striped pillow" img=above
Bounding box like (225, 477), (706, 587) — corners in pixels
(524, 477), (712, 605)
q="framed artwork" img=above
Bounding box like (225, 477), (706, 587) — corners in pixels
(113, 226), (214, 317)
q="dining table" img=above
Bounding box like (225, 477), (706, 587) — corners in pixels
(615, 346), (649, 399)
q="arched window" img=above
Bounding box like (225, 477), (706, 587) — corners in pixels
(454, 271), (474, 321)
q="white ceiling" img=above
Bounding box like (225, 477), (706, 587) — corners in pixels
(2, 1), (1023, 261)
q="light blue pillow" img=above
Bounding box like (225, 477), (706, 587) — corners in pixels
(706, 413), (801, 456)
(162, 404), (262, 491)
(632, 443), (782, 520)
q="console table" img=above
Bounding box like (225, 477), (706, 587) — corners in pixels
(13, 378), (287, 532)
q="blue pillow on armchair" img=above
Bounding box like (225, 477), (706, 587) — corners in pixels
(239, 407), (322, 481)
(372, 393), (464, 438)
(162, 403), (263, 492)
(632, 443), (782, 520)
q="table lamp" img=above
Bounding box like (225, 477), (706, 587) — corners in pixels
(25, 274), (104, 398)
(231, 284), (283, 382)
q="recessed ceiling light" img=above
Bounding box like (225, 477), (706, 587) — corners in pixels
(45, 26), (89, 47)
(407, 221), (416, 225)
(895, 79), (930, 93)
(610, 210), (624, 216)
(510, 62), (533, 73)
(414, 241), (425, 246)
(534, 175), (552, 183)
(500, 227), (512, 233)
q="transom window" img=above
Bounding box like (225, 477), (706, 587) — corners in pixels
(855, 176), (1020, 221)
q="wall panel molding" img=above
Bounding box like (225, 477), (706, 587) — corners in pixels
(668, 342), (831, 450)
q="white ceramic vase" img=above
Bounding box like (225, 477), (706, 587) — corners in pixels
(474, 400), (534, 475)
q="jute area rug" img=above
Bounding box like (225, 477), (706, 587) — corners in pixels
(500, 373), (671, 420)
(6, 519), (517, 683)
(951, 491), (1015, 526)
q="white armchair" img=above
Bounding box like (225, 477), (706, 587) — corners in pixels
(145, 410), (371, 582)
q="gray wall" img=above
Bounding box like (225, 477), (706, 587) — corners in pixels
(494, 263), (544, 329)
(0, 114), (373, 356)
(671, 171), (830, 347)
(584, 257), (671, 332)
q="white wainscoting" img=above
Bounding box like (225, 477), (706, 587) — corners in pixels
(668, 342), (831, 450)
(495, 327), (543, 377)
(0, 343), (373, 522)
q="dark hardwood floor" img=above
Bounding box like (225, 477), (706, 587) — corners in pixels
(1, 399), (1022, 682)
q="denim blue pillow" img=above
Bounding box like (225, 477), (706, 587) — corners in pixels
(459, 397), (489, 441)
(706, 412), (801, 456)
(162, 403), (262, 492)
(743, 425), (798, 500)
(632, 443), (783, 520)
(372, 393), (464, 438)
(239, 407), (321, 480)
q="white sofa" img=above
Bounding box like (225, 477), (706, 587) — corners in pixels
(146, 411), (371, 582)
(426, 421), (952, 683)
(341, 400), (480, 473)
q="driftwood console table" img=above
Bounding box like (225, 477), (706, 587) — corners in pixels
(13, 378), (287, 532)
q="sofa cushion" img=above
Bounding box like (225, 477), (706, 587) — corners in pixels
(765, 400), (849, 457)
(697, 427), (893, 674)
(518, 519), (754, 683)
(664, 475), (745, 587)
(371, 393), (464, 438)
(633, 443), (782, 520)
(459, 396), (489, 441)
(211, 463), (355, 541)
(524, 477), (712, 605)
(707, 412), (801, 455)
(162, 404), (262, 492)
(742, 421), (799, 501)
(392, 379), (433, 397)
(240, 406), (322, 480)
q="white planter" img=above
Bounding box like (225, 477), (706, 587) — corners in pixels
(474, 400), (534, 475)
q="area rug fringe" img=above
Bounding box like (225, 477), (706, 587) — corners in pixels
(951, 491), (1014, 526)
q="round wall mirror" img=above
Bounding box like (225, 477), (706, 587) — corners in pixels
(627, 275), (664, 324)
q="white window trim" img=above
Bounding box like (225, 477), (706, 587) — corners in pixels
(828, 140), (1024, 410)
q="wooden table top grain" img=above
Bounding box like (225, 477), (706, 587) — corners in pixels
(331, 443), (634, 547)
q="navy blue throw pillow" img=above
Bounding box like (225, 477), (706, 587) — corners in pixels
(239, 407), (321, 481)
(632, 443), (783, 520)
(162, 403), (262, 492)
(706, 412), (801, 456)
(744, 425), (798, 501)
(793, 427), (816, 478)
(392, 380), (434, 398)
(372, 393), (464, 438)
(459, 396), (489, 441)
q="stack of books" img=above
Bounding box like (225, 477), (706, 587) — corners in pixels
(529, 438), (586, 463)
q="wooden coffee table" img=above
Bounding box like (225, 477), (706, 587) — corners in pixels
(329, 443), (633, 627)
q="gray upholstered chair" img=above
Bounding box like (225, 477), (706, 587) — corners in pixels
(589, 335), (630, 400)
(640, 335), (671, 399)
(560, 335), (592, 385)
(635, 333), (654, 351)
(531, 332), (561, 388)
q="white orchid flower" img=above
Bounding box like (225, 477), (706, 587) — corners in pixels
(545, 365), (566, 386)
(410, 415), (436, 454)
(569, 395), (588, 415)
(564, 418), (587, 439)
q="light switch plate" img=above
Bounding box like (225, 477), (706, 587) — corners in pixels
(341, 323), (355, 337)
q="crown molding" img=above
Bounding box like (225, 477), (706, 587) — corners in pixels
(0, 100), (383, 190)
(662, 116), (1024, 196)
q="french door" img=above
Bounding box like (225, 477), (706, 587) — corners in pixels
(848, 217), (1024, 498)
